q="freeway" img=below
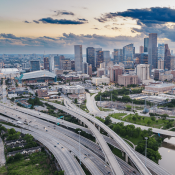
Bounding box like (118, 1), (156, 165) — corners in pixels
(0, 107), (141, 175)
(0, 103), (172, 175)
(0, 137), (5, 167)
(0, 104), (124, 175)
(2, 124), (85, 175)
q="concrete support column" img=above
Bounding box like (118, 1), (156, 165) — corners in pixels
(79, 120), (82, 125)
(83, 123), (85, 127)
(93, 122), (95, 126)
(98, 125), (100, 132)
(125, 154), (128, 163)
(122, 151), (124, 157)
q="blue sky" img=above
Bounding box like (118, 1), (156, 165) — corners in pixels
(1, 0), (175, 54)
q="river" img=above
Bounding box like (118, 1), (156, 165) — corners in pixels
(159, 137), (175, 175)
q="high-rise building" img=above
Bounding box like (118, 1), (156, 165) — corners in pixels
(148, 33), (157, 69)
(49, 56), (54, 73)
(140, 53), (148, 64)
(96, 50), (104, 69)
(95, 48), (102, 68)
(165, 44), (171, 70)
(114, 49), (123, 64)
(123, 44), (134, 69)
(54, 55), (60, 69)
(61, 59), (71, 70)
(144, 38), (149, 52)
(86, 47), (95, 71)
(71, 60), (75, 71)
(88, 64), (92, 76)
(158, 60), (164, 69)
(171, 50), (174, 55)
(82, 62), (88, 74)
(74, 45), (83, 72)
(158, 44), (165, 61)
(108, 64), (123, 83)
(44, 57), (50, 70)
(136, 64), (150, 83)
(140, 46), (144, 53)
(103, 51), (110, 65)
(30, 60), (40, 72)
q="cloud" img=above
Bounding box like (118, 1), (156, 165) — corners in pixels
(54, 10), (74, 16)
(24, 21), (30, 23)
(95, 7), (175, 26)
(33, 20), (39, 24)
(111, 27), (120, 30)
(92, 28), (99, 30)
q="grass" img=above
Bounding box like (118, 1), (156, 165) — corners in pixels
(108, 144), (124, 161)
(122, 114), (175, 129)
(6, 152), (57, 175)
(122, 135), (142, 145)
(79, 104), (89, 113)
(90, 93), (95, 96)
(0, 121), (20, 128)
(109, 113), (127, 120)
(98, 107), (113, 111)
(0, 166), (7, 174)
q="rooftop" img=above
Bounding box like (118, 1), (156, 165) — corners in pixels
(21, 70), (56, 80)
(146, 83), (175, 88)
(0, 68), (19, 74)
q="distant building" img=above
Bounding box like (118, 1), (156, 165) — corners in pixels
(61, 59), (71, 70)
(123, 44), (134, 69)
(108, 64), (123, 83)
(71, 60), (75, 71)
(44, 57), (49, 70)
(92, 75), (110, 85)
(49, 56), (54, 73)
(97, 68), (105, 77)
(165, 44), (171, 70)
(103, 51), (110, 66)
(118, 74), (138, 86)
(74, 45), (83, 71)
(158, 60), (164, 69)
(95, 48), (102, 68)
(54, 55), (60, 69)
(148, 33), (157, 69)
(37, 89), (48, 98)
(88, 64), (92, 76)
(86, 47), (95, 71)
(140, 46), (144, 53)
(82, 62), (88, 74)
(170, 56), (175, 70)
(96, 50), (104, 69)
(30, 60), (40, 72)
(114, 49), (123, 64)
(19, 70), (56, 85)
(62, 85), (85, 94)
(144, 38), (149, 52)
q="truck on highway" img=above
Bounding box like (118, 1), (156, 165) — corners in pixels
(17, 121), (23, 125)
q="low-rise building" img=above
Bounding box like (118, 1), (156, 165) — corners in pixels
(37, 89), (48, 98)
(118, 74), (138, 86)
(91, 75), (110, 85)
(143, 83), (175, 94)
(62, 85), (85, 94)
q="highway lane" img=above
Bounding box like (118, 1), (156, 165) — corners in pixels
(0, 107), (140, 175)
(0, 114), (112, 175)
(60, 98), (154, 175)
(0, 103), (171, 175)
(2, 124), (85, 175)
(0, 137), (5, 167)
(0, 103), (124, 175)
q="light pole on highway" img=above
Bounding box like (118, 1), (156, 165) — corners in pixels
(145, 137), (148, 167)
(78, 130), (81, 165)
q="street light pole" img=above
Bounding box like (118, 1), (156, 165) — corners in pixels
(145, 137), (148, 167)
(78, 130), (81, 165)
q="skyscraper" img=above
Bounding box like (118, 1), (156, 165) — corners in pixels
(54, 55), (60, 69)
(103, 51), (110, 65)
(95, 48), (102, 68)
(96, 50), (104, 68)
(86, 47), (95, 71)
(157, 44), (165, 69)
(49, 56), (54, 73)
(148, 33), (157, 69)
(140, 46), (144, 53)
(44, 57), (49, 70)
(82, 62), (88, 74)
(30, 60), (40, 72)
(144, 38), (149, 52)
(74, 45), (83, 72)
(164, 44), (171, 70)
(123, 44), (134, 69)
(114, 49), (123, 64)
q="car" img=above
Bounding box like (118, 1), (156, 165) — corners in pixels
(57, 143), (59, 144)
(54, 145), (56, 147)
(29, 121), (32, 123)
(46, 130), (48, 132)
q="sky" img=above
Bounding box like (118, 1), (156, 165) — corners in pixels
(1, 0), (175, 54)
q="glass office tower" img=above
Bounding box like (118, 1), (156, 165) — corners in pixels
(123, 44), (134, 69)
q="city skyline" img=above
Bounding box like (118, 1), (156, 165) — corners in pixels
(1, 1), (175, 53)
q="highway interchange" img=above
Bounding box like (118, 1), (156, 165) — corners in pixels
(0, 82), (172, 175)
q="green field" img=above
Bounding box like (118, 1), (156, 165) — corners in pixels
(122, 114), (175, 129)
(3, 152), (59, 175)
(98, 107), (113, 112)
(0, 166), (7, 174)
(109, 113), (127, 120)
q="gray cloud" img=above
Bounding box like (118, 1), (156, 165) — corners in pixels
(54, 10), (74, 16)
(95, 7), (175, 27)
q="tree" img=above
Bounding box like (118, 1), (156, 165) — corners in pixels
(104, 116), (112, 125)
(151, 116), (156, 121)
(8, 128), (16, 135)
(147, 120), (151, 126)
(74, 98), (78, 103)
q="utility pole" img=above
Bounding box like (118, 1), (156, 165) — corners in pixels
(145, 137), (148, 167)
(100, 95), (101, 107)
(78, 131), (81, 165)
